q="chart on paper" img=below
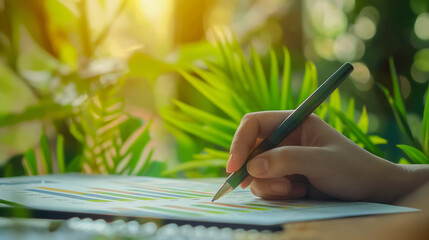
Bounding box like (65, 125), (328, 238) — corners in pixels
(0, 174), (418, 226)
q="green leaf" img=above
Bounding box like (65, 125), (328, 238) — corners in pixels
(23, 149), (38, 175)
(269, 49), (280, 109)
(180, 70), (242, 121)
(422, 85), (429, 155)
(40, 132), (52, 173)
(162, 110), (232, 148)
(280, 47), (293, 110)
(174, 100), (237, 133)
(57, 134), (65, 173)
(175, 41), (217, 66)
(398, 158), (411, 164)
(193, 67), (230, 92)
(357, 106), (368, 134)
(237, 46), (261, 107)
(378, 83), (418, 148)
(216, 38), (237, 84)
(204, 148), (230, 159)
(369, 135), (388, 145)
(397, 144), (429, 164)
(251, 47), (270, 108)
(297, 62), (317, 105)
(119, 117), (144, 142)
(127, 52), (177, 83)
(162, 159), (227, 177)
(194, 148), (229, 160)
(66, 155), (82, 172)
(141, 160), (166, 177)
(69, 118), (85, 142)
(329, 107), (383, 156)
(389, 58), (406, 117)
(346, 98), (355, 121)
(0, 103), (75, 127)
(329, 89), (343, 133)
(120, 120), (153, 173)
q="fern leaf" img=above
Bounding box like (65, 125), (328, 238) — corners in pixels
(23, 150), (38, 176)
(298, 62), (318, 105)
(269, 49), (280, 109)
(251, 47), (270, 108)
(280, 47), (293, 110)
(57, 135), (65, 173)
(40, 132), (52, 173)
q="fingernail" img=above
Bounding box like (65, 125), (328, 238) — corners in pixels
(270, 182), (288, 195)
(226, 153), (234, 173)
(248, 158), (269, 176)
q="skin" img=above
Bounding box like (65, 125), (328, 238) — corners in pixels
(226, 111), (429, 204)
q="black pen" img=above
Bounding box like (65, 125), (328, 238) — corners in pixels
(212, 62), (354, 202)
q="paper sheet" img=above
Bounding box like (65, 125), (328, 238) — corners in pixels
(0, 174), (417, 226)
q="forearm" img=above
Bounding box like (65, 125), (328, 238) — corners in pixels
(386, 164), (429, 203)
(367, 162), (429, 203)
(396, 164), (429, 199)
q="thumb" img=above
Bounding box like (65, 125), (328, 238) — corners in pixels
(247, 146), (338, 179)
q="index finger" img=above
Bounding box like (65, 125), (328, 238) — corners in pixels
(226, 111), (296, 173)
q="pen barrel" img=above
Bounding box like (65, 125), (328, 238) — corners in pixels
(269, 62), (353, 143)
(224, 62), (354, 192)
(226, 138), (276, 188)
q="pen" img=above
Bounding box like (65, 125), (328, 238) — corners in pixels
(212, 62), (354, 202)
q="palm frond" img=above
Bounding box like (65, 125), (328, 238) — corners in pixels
(71, 89), (157, 175)
(165, 35), (382, 175)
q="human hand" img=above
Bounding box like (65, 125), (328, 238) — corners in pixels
(226, 111), (411, 203)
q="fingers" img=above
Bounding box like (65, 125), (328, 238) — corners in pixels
(250, 177), (307, 200)
(239, 176), (253, 189)
(227, 111), (295, 172)
(227, 111), (339, 173)
(250, 177), (332, 200)
(247, 146), (338, 179)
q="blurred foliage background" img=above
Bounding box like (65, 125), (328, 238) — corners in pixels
(0, 0), (428, 178)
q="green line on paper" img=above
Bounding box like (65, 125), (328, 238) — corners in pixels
(192, 204), (249, 212)
(141, 206), (203, 217)
(165, 205), (226, 214)
(87, 199), (110, 202)
(92, 192), (155, 200)
(161, 190), (210, 198)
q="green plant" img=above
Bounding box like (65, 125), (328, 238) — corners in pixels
(161, 34), (386, 177)
(379, 58), (429, 164)
(0, 0), (163, 177)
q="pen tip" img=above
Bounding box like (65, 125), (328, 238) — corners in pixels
(212, 182), (233, 202)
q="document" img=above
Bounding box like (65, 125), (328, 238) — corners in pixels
(0, 174), (417, 226)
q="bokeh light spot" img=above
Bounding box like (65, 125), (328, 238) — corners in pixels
(359, 6), (380, 24)
(309, 0), (347, 37)
(414, 13), (429, 40)
(399, 75), (411, 99)
(313, 37), (334, 60)
(333, 33), (364, 61)
(414, 48), (429, 71)
(350, 62), (373, 91)
(354, 16), (376, 40)
(342, 0), (355, 13)
(411, 62), (429, 84)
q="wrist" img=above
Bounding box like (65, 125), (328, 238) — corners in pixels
(367, 160), (411, 203)
(395, 164), (429, 200)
